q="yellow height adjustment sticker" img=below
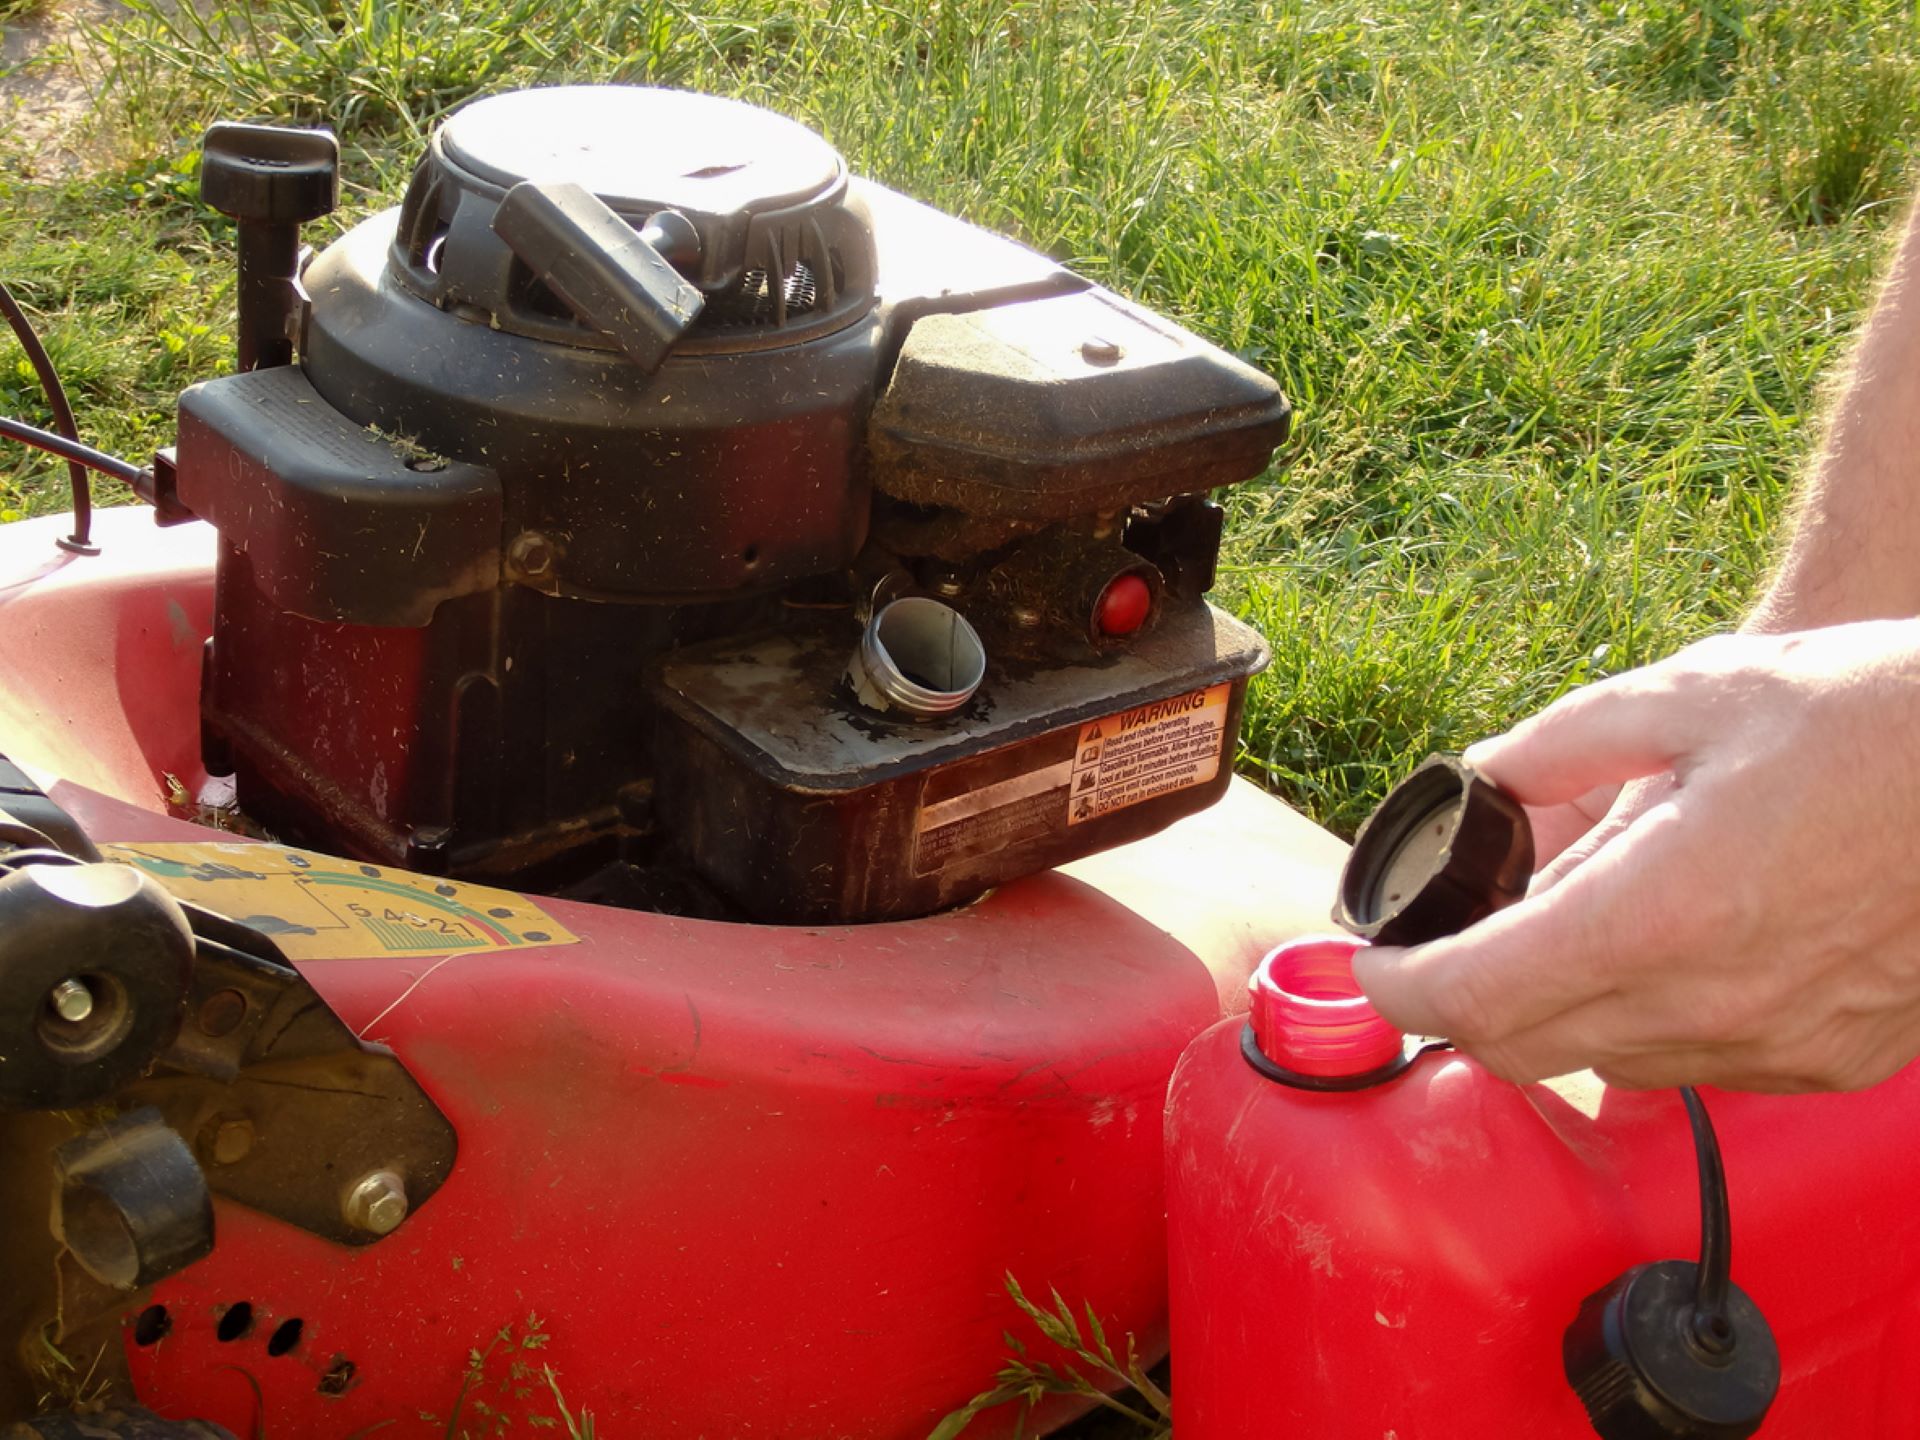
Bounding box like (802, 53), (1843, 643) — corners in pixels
(1066, 682), (1231, 826)
(99, 842), (578, 961)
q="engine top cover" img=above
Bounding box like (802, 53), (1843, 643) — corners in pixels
(388, 85), (877, 350)
(437, 86), (846, 218)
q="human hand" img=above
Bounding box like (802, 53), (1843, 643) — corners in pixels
(1514, 779), (1619, 871)
(1351, 620), (1920, 1092)
(1524, 774), (1672, 892)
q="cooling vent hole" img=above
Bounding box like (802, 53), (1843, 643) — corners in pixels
(216, 1302), (254, 1342)
(268, 1317), (305, 1356)
(133, 1304), (170, 1346)
(697, 261), (822, 331)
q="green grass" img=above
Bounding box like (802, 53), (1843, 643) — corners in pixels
(2, 0), (1916, 834)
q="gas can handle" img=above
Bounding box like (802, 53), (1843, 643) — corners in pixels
(491, 180), (706, 376)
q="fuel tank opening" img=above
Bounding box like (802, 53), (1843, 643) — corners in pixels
(848, 597), (987, 716)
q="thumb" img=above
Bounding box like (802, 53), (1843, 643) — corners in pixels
(1465, 660), (1712, 809)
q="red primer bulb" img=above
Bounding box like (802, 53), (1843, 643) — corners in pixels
(1247, 935), (1402, 1078)
(1095, 572), (1153, 637)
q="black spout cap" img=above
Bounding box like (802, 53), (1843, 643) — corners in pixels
(201, 121), (340, 224)
(1564, 1260), (1780, 1440)
(1334, 753), (1532, 946)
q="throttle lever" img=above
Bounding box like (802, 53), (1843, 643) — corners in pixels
(492, 180), (706, 374)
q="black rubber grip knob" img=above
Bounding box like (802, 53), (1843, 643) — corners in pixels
(200, 121), (339, 224)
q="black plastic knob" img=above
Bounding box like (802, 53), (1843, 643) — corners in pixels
(1334, 753), (1533, 945)
(200, 121), (339, 371)
(200, 121), (339, 224)
(0, 862), (195, 1110)
(1564, 1260), (1780, 1439)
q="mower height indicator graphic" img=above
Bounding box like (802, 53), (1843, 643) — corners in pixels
(101, 841), (579, 960)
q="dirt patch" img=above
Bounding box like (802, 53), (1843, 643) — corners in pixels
(0, 0), (127, 177)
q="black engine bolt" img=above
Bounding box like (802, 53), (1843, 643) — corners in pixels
(508, 531), (557, 579)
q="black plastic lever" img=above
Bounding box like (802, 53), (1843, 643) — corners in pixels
(491, 180), (705, 375)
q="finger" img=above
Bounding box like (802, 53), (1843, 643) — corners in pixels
(1531, 815), (1625, 895)
(1464, 663), (1715, 808)
(1491, 993), (1912, 1094)
(1594, 1049), (1813, 1094)
(1464, 960), (1751, 1084)
(1532, 774), (1678, 895)
(1522, 783), (1620, 868)
(1354, 802), (1686, 1044)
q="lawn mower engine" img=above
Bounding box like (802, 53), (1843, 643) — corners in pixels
(169, 85), (1289, 923)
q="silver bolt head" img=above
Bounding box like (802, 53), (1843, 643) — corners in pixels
(343, 1170), (409, 1236)
(49, 978), (94, 1024)
(211, 1118), (255, 1166)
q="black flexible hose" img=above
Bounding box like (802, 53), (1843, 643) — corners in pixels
(0, 280), (93, 551)
(0, 415), (149, 488)
(1680, 1084), (1735, 1353)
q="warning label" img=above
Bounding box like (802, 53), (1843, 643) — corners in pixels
(1065, 683), (1229, 826)
(914, 760), (1072, 875)
(908, 681), (1232, 873)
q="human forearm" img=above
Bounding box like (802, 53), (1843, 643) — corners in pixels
(1747, 198), (1920, 633)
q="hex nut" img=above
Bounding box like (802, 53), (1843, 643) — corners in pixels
(508, 532), (557, 578)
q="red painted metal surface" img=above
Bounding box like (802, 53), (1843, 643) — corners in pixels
(206, 538), (433, 833)
(0, 509), (215, 807)
(0, 511), (1351, 1438)
(1167, 943), (1920, 1438)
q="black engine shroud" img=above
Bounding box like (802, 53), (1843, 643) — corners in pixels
(172, 86), (1291, 923)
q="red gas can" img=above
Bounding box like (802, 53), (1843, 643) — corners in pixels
(1165, 936), (1920, 1438)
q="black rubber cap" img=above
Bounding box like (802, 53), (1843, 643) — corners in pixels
(1335, 753), (1533, 945)
(200, 121), (339, 224)
(1564, 1261), (1780, 1439)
